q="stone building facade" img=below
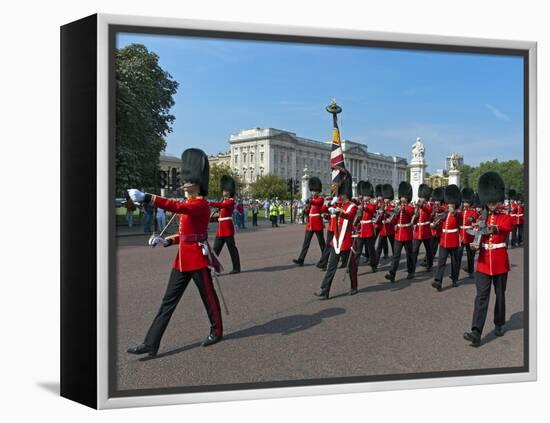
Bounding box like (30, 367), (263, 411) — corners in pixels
(228, 127), (408, 194)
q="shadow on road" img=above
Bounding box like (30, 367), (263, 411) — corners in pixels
(237, 263), (315, 274)
(225, 307), (346, 339)
(36, 381), (59, 396)
(480, 311), (524, 346)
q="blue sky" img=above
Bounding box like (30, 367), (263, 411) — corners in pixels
(117, 33), (524, 173)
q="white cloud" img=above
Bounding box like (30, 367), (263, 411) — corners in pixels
(485, 104), (510, 121)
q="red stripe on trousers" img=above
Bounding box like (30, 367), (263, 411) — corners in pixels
(201, 268), (223, 336)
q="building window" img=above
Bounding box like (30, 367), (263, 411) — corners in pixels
(243, 153), (247, 163)
(260, 152), (264, 162)
(234, 154), (238, 165)
(250, 153), (254, 162)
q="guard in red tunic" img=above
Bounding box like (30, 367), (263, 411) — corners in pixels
(126, 149), (223, 357)
(375, 184), (396, 260)
(509, 191), (525, 247)
(458, 187), (478, 279)
(428, 187), (446, 264)
(464, 171), (513, 347)
(293, 177), (326, 266)
(432, 184), (462, 290)
(385, 181), (415, 283)
(373, 184), (387, 257)
(209, 175), (241, 274)
(318, 196), (344, 270)
(411, 183), (434, 273)
(315, 177), (358, 298)
(353, 181), (379, 272)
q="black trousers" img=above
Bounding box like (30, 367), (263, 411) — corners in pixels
(471, 272), (508, 334)
(144, 267), (223, 349)
(354, 237), (378, 268)
(320, 247), (356, 294)
(412, 238), (433, 271)
(279, 214), (285, 224)
(271, 215), (278, 227)
(252, 213), (258, 226)
(318, 231), (334, 267)
(213, 236), (241, 272)
(458, 242), (475, 275)
(511, 224), (524, 246)
(435, 246), (460, 283)
(389, 240), (414, 276)
(376, 234), (394, 258)
(430, 236), (440, 260)
(297, 230), (326, 262)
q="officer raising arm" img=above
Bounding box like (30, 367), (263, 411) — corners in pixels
(126, 148), (224, 358)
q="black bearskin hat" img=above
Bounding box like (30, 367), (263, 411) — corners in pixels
(180, 148), (209, 196)
(461, 187), (475, 203)
(444, 184), (461, 205)
(220, 175), (236, 197)
(478, 171), (505, 205)
(309, 177), (322, 192)
(338, 176), (353, 199)
(517, 193), (524, 202)
(418, 183), (432, 200)
(398, 181), (413, 202)
(358, 180), (374, 197)
(432, 187), (445, 203)
(382, 183), (394, 200)
(508, 189), (517, 201)
(472, 192), (481, 207)
(375, 184), (383, 198)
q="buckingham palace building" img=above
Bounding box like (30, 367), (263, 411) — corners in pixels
(228, 127), (408, 194)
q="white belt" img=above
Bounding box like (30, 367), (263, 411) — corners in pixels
(459, 225), (472, 229)
(352, 234), (358, 238)
(330, 215), (336, 219)
(361, 220), (373, 224)
(396, 223), (412, 227)
(482, 242), (507, 250)
(309, 213), (320, 217)
(417, 221), (430, 226)
(218, 217), (233, 221)
(442, 228), (458, 233)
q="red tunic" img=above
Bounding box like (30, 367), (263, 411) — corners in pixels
(330, 201), (357, 252)
(151, 195), (210, 272)
(306, 197), (325, 232)
(439, 211), (462, 249)
(510, 203), (525, 225)
(379, 204), (395, 236)
(358, 202), (377, 239)
(413, 203), (433, 240)
(394, 205), (415, 242)
(476, 212), (513, 275)
(459, 207), (478, 245)
(209, 198), (235, 237)
(325, 200), (341, 233)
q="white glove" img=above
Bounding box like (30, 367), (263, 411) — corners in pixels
(329, 207), (339, 215)
(127, 189), (145, 203)
(148, 235), (165, 248)
(330, 196), (339, 206)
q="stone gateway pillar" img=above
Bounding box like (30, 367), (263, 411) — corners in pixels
(301, 167), (310, 202)
(409, 137), (427, 202)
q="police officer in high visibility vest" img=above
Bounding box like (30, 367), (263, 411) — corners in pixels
(270, 201), (279, 227)
(278, 202), (286, 224)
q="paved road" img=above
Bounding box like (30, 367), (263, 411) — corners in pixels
(115, 222), (525, 392)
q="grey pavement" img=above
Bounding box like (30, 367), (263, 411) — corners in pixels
(114, 224), (525, 392)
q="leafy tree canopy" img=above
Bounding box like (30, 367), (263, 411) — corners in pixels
(116, 44), (178, 195)
(249, 174), (288, 200)
(460, 160), (524, 193)
(208, 163), (242, 200)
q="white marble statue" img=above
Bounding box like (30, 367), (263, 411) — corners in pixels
(411, 137), (425, 161)
(449, 153), (460, 170)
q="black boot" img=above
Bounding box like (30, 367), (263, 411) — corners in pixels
(431, 280), (442, 291)
(495, 325), (505, 337)
(292, 259), (304, 266)
(407, 273), (415, 280)
(463, 329), (481, 347)
(229, 269), (240, 274)
(202, 332), (223, 347)
(314, 291), (329, 300)
(384, 273), (395, 283)
(349, 288), (358, 296)
(451, 279), (458, 287)
(127, 343), (158, 357)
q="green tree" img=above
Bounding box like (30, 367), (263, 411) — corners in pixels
(208, 163), (242, 199)
(116, 44), (178, 195)
(468, 159), (524, 194)
(249, 174), (288, 199)
(459, 164), (474, 189)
